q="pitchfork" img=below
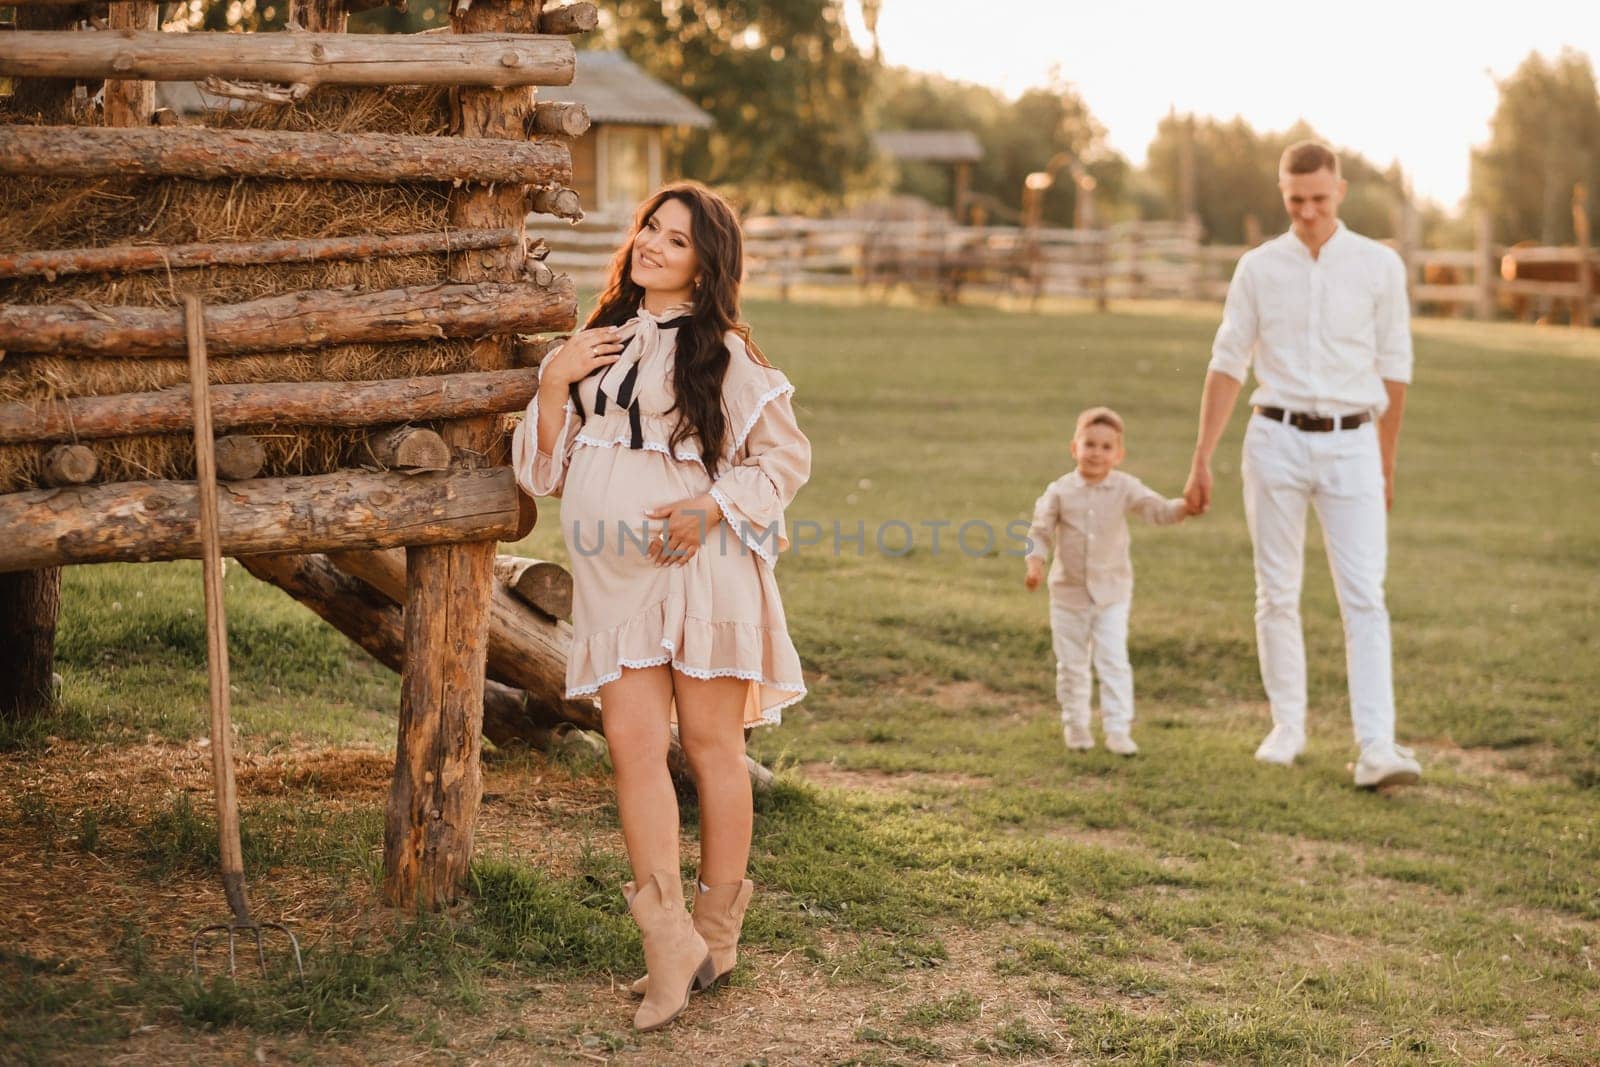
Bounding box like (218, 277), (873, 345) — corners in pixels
(183, 296), (305, 985)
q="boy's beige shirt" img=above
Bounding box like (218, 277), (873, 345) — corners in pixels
(1027, 469), (1186, 608)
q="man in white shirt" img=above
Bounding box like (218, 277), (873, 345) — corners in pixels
(1183, 141), (1422, 789)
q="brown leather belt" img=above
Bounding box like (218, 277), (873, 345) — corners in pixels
(1255, 406), (1371, 432)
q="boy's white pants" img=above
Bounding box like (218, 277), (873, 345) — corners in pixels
(1049, 598), (1133, 732)
(1240, 415), (1395, 750)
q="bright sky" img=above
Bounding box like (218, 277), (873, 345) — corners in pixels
(860, 0), (1600, 209)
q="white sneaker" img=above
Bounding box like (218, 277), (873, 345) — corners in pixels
(1254, 725), (1304, 766)
(1063, 723), (1094, 750)
(1353, 744), (1422, 789)
(1104, 731), (1139, 756)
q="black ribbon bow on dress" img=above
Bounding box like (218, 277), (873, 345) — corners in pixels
(569, 310), (693, 451)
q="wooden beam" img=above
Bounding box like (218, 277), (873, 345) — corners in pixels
(0, 467), (521, 573)
(529, 185), (582, 221)
(368, 426), (451, 471)
(0, 367), (544, 444)
(0, 125), (573, 185)
(537, 2), (597, 35)
(0, 275), (576, 358)
(0, 228), (528, 281)
(39, 443), (98, 487)
(526, 100), (589, 138)
(234, 550), (581, 748)
(213, 435), (266, 482)
(0, 31), (576, 88)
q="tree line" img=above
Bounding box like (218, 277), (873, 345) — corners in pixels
(180, 0), (1600, 246)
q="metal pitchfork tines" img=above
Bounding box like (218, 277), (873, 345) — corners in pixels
(182, 295), (305, 986)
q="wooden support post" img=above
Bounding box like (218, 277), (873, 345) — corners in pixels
(102, 2), (157, 128)
(0, 227), (526, 281)
(0, 568), (61, 723)
(0, 125), (573, 185)
(0, 276), (576, 359)
(0, 468), (522, 573)
(0, 31), (576, 89)
(290, 0), (347, 33)
(383, 0), (550, 911)
(1474, 210), (1496, 321)
(40, 443), (98, 487)
(0, 366), (552, 444)
(7, 5), (78, 120)
(1573, 183), (1592, 330)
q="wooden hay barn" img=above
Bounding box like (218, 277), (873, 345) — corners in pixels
(0, 0), (613, 909)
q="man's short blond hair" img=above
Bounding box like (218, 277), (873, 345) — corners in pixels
(1279, 140), (1340, 178)
(1075, 406), (1124, 438)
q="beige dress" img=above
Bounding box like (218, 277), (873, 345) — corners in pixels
(511, 306), (810, 726)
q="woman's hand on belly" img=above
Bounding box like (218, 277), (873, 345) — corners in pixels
(645, 492), (722, 567)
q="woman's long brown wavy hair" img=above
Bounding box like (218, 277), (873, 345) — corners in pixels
(585, 182), (767, 474)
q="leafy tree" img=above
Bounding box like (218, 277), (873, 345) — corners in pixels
(602, 0), (881, 212)
(1471, 49), (1600, 244)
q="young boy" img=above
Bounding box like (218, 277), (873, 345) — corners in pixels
(1025, 407), (1193, 755)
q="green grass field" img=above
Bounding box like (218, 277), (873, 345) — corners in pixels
(3, 298), (1597, 1065)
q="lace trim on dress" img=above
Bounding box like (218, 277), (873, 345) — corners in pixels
(565, 637), (805, 727)
(572, 433), (705, 467)
(708, 485), (778, 565)
(730, 382), (796, 455)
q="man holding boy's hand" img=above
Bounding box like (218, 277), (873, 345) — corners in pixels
(1184, 140), (1420, 790)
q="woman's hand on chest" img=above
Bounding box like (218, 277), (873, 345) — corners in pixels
(537, 327), (626, 395)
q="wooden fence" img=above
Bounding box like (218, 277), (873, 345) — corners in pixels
(542, 212), (1598, 325)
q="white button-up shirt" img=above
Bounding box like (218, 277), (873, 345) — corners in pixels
(1027, 469), (1186, 608)
(1209, 222), (1413, 416)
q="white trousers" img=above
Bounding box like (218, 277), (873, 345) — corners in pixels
(1049, 598), (1134, 732)
(1240, 415), (1394, 749)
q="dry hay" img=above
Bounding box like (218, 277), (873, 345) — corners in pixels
(0, 86), (516, 493)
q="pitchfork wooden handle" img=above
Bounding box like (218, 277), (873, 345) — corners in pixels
(185, 295), (251, 923)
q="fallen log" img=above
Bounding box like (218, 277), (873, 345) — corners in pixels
(328, 545), (585, 724)
(0, 367), (544, 444)
(236, 550), (767, 788)
(0, 228), (528, 281)
(0, 31), (576, 89)
(493, 555), (572, 621)
(0, 275), (577, 359)
(0, 125), (572, 185)
(0, 467), (520, 573)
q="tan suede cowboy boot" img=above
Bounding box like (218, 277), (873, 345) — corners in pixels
(630, 878), (754, 996)
(624, 872), (716, 1032)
